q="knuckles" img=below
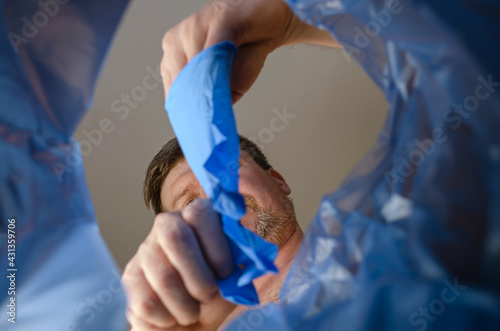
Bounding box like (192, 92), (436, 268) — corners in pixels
(179, 312), (200, 327)
(136, 241), (151, 257)
(178, 18), (193, 44)
(161, 28), (175, 53)
(163, 216), (192, 246)
(134, 296), (161, 317)
(145, 208), (224, 305)
(191, 281), (219, 304)
(181, 198), (213, 228)
(157, 268), (182, 290)
(211, 259), (234, 280)
(122, 258), (143, 288)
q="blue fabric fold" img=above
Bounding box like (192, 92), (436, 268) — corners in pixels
(0, 0), (129, 330)
(225, 0), (500, 329)
(165, 41), (278, 305)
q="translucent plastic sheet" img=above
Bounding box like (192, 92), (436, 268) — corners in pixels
(0, 0), (129, 330)
(227, 0), (500, 329)
(166, 41), (278, 305)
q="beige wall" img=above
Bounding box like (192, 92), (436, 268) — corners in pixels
(75, 0), (388, 269)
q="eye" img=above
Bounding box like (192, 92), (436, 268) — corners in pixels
(184, 199), (195, 208)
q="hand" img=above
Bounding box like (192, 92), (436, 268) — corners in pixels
(161, 0), (338, 103)
(123, 199), (236, 331)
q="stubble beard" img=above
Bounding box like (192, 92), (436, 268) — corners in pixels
(242, 195), (297, 247)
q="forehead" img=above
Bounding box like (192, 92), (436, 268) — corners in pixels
(161, 150), (255, 211)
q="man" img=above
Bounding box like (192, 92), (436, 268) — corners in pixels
(123, 136), (304, 330)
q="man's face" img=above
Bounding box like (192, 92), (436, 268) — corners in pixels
(161, 151), (296, 246)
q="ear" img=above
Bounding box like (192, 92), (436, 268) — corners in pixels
(267, 169), (291, 195)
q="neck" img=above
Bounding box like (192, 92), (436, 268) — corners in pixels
(220, 224), (303, 330)
(253, 224), (304, 303)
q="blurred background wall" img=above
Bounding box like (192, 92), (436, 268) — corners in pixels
(75, 0), (388, 269)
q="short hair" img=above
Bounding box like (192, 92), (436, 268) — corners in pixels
(144, 135), (272, 214)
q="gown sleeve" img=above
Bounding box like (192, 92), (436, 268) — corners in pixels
(0, 1), (130, 330)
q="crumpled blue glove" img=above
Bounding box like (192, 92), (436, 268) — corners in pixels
(165, 41), (278, 305)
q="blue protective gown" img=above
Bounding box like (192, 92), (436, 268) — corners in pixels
(0, 1), (129, 330)
(227, 0), (500, 329)
(1, 0), (500, 330)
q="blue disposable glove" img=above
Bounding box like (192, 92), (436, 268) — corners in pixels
(165, 41), (278, 305)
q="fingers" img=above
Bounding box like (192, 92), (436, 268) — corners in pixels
(161, 32), (187, 100)
(180, 199), (233, 279)
(160, 0), (317, 104)
(123, 258), (175, 328)
(124, 203), (234, 330)
(155, 211), (220, 304)
(127, 309), (169, 331)
(160, 1), (241, 101)
(161, 13), (210, 100)
(139, 241), (200, 326)
(180, 13), (206, 62)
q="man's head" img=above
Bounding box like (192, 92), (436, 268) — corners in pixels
(144, 136), (297, 246)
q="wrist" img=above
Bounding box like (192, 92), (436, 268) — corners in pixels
(280, 9), (339, 48)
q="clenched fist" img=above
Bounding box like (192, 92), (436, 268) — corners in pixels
(160, 0), (338, 103)
(123, 199), (236, 331)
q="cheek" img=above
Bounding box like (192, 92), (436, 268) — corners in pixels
(239, 171), (279, 208)
(239, 212), (254, 229)
(239, 170), (266, 193)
